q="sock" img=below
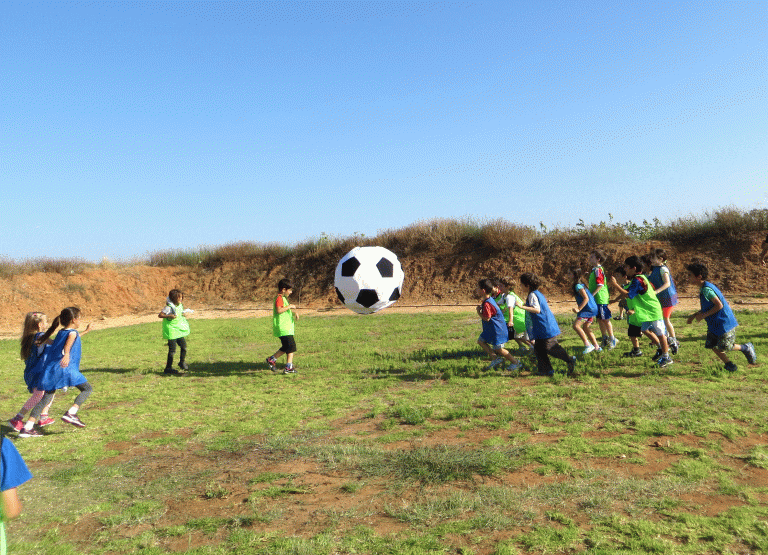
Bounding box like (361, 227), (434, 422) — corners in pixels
(23, 420), (34, 431)
(69, 406), (79, 415)
(14, 413), (23, 420)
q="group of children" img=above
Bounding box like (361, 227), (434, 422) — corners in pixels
(475, 249), (757, 375)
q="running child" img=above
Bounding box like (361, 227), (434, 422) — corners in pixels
(587, 250), (617, 349)
(266, 279), (299, 374)
(159, 289), (192, 375)
(517, 273), (574, 376)
(613, 256), (672, 368)
(648, 249), (680, 354)
(611, 267), (643, 357)
(1, 434), (33, 553)
(568, 268), (601, 355)
(685, 262), (757, 372)
(19, 307), (94, 435)
(477, 279), (521, 371)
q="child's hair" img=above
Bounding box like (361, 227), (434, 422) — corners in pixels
(614, 266), (626, 277)
(277, 278), (294, 291)
(58, 307), (81, 328)
(686, 262), (708, 280)
(496, 276), (513, 289)
(624, 256), (643, 273)
(640, 254), (652, 271)
(568, 268), (584, 294)
(519, 272), (541, 291)
(20, 312), (46, 361)
(650, 248), (668, 263)
(591, 249), (606, 263)
(478, 278), (495, 294)
(168, 289), (183, 304)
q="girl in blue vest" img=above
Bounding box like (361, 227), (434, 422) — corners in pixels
(476, 279), (521, 371)
(685, 262), (756, 372)
(159, 289), (192, 375)
(648, 249), (680, 354)
(568, 268), (601, 355)
(517, 273), (574, 376)
(20, 307), (94, 434)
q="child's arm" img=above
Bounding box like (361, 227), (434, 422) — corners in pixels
(687, 295), (723, 324)
(573, 288), (589, 313)
(653, 268), (672, 295)
(80, 323), (93, 336)
(609, 276), (628, 297)
(59, 332), (77, 368)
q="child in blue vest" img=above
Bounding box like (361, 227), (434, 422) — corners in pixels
(158, 289), (192, 375)
(685, 262), (756, 372)
(477, 279), (521, 371)
(568, 268), (601, 355)
(648, 249), (680, 354)
(1, 435), (33, 554)
(517, 273), (574, 376)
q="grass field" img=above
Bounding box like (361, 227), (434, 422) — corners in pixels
(1, 309), (767, 554)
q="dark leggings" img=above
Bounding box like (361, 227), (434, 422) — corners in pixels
(30, 381), (93, 419)
(534, 338), (571, 374)
(166, 337), (187, 369)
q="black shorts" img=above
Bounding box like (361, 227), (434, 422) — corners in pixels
(627, 324), (642, 338)
(279, 335), (297, 354)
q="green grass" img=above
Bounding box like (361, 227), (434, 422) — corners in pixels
(2, 309), (767, 554)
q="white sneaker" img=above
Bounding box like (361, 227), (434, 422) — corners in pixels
(506, 361), (522, 371)
(610, 337), (619, 349)
(484, 357), (505, 370)
(583, 345), (595, 355)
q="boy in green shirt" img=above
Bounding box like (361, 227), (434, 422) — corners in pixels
(266, 279), (299, 374)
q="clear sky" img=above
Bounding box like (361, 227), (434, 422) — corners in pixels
(1, 0), (766, 262)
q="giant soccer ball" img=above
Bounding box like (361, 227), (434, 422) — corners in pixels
(334, 246), (404, 315)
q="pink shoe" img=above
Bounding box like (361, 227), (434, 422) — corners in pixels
(8, 418), (24, 432)
(37, 416), (56, 427)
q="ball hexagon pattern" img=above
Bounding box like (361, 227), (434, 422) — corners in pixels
(334, 246), (404, 315)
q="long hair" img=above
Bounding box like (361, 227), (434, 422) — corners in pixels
(568, 268), (584, 295)
(20, 312), (46, 360)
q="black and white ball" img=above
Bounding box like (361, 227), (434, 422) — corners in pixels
(334, 246), (404, 315)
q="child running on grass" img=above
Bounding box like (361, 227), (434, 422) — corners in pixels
(648, 249), (680, 354)
(613, 256), (672, 368)
(685, 262), (757, 372)
(9, 312), (56, 433)
(477, 279), (521, 371)
(266, 279), (299, 374)
(158, 289), (192, 375)
(517, 273), (574, 376)
(587, 250), (618, 349)
(495, 278), (534, 354)
(568, 268), (601, 355)
(611, 267), (643, 358)
(19, 307), (94, 436)
(1, 435), (33, 553)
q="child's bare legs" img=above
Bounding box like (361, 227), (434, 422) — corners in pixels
(583, 321), (599, 348)
(477, 339), (496, 359)
(573, 319), (589, 346)
(494, 346), (519, 365)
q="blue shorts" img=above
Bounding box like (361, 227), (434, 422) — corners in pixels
(596, 304), (612, 320)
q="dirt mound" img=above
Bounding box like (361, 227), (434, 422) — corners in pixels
(1, 233), (766, 335)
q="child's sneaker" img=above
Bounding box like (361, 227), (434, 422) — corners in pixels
(178, 362), (189, 371)
(609, 337), (618, 349)
(669, 337), (679, 355)
(725, 361), (738, 372)
(8, 417), (24, 432)
(583, 345), (596, 355)
(742, 342), (757, 365)
(566, 356), (576, 374)
(266, 357), (277, 372)
(62, 412), (86, 428)
(506, 361), (522, 371)
(651, 348), (663, 362)
(18, 427), (43, 438)
(656, 355), (673, 368)
(283, 365), (297, 374)
(37, 416), (55, 427)
(623, 348), (643, 358)
(484, 357), (505, 370)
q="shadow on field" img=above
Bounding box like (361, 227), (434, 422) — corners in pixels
(84, 362), (276, 377)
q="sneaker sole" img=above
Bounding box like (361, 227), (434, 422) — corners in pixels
(61, 417), (86, 428)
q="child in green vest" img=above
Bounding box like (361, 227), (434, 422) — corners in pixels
(266, 279), (299, 374)
(611, 266), (643, 357)
(613, 256), (672, 368)
(494, 278), (533, 355)
(158, 289), (191, 375)
(588, 250), (618, 349)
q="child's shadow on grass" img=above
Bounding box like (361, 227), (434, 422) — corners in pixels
(86, 362), (275, 377)
(367, 348), (496, 381)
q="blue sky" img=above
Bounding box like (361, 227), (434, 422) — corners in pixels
(1, 0), (766, 262)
